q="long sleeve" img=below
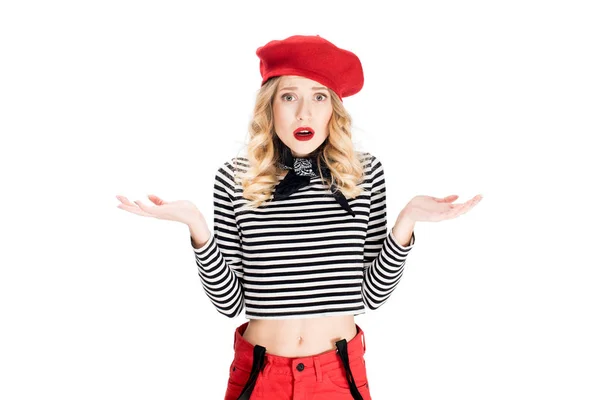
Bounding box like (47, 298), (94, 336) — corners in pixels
(362, 154), (416, 310)
(191, 159), (245, 318)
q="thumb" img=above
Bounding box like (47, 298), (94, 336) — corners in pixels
(435, 195), (459, 202)
(148, 194), (169, 205)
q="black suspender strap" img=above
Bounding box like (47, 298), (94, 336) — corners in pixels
(236, 344), (267, 400)
(335, 338), (364, 400)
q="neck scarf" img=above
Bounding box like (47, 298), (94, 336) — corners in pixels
(273, 146), (355, 217)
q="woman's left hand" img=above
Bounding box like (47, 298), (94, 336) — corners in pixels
(401, 194), (483, 223)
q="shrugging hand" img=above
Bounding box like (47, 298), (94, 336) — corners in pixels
(402, 194), (483, 223)
(116, 194), (205, 227)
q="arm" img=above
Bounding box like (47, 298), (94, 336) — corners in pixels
(392, 210), (416, 247)
(362, 154), (416, 310)
(190, 159), (245, 318)
(190, 220), (210, 249)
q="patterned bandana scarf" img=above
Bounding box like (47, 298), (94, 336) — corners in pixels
(273, 145), (355, 217)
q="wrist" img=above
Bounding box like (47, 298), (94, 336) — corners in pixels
(392, 208), (415, 247)
(188, 217), (211, 249)
(397, 207), (415, 225)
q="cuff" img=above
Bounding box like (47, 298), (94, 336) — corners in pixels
(191, 233), (214, 256)
(388, 230), (416, 251)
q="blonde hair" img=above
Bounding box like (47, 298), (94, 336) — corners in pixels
(234, 76), (365, 210)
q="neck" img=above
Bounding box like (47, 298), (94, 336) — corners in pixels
(291, 151), (313, 158)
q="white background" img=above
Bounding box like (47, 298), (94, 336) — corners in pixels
(1, 0), (599, 399)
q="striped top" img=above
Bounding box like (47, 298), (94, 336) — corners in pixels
(191, 152), (416, 319)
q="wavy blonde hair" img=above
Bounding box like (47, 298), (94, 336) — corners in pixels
(234, 76), (366, 210)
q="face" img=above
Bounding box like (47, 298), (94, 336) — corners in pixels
(272, 75), (333, 158)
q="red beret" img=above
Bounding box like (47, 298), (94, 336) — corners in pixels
(256, 35), (364, 100)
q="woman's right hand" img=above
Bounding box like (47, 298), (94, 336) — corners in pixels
(116, 194), (204, 227)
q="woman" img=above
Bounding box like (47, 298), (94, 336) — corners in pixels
(117, 35), (482, 399)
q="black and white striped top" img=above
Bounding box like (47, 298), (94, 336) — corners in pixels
(191, 152), (416, 319)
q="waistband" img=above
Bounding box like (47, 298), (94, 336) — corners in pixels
(233, 321), (366, 375)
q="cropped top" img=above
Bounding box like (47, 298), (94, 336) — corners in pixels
(191, 152), (416, 320)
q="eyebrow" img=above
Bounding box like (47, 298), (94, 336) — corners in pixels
(278, 86), (328, 91)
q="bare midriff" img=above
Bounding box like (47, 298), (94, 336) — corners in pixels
(242, 314), (358, 357)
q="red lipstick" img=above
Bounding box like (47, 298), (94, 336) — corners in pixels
(293, 127), (315, 141)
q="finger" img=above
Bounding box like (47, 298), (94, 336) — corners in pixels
(116, 195), (136, 206)
(448, 195), (481, 209)
(463, 195), (482, 209)
(453, 197), (481, 218)
(117, 203), (154, 217)
(453, 205), (471, 218)
(133, 200), (155, 214)
(434, 195), (459, 203)
(148, 194), (167, 205)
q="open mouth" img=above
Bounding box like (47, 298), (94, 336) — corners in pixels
(294, 127), (315, 141)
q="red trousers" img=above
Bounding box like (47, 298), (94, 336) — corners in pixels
(224, 321), (372, 400)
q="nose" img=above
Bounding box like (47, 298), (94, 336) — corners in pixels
(296, 98), (312, 121)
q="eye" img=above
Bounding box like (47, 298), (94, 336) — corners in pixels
(281, 94), (295, 102)
(315, 93), (328, 101)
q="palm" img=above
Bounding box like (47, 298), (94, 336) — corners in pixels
(405, 194), (482, 222)
(116, 194), (202, 225)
